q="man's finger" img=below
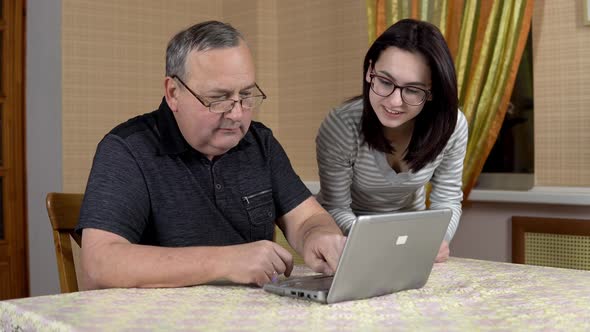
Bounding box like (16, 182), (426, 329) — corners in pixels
(308, 257), (333, 275)
(272, 243), (294, 277)
(324, 236), (347, 272)
(323, 249), (340, 274)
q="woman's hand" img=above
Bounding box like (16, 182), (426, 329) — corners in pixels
(435, 240), (450, 263)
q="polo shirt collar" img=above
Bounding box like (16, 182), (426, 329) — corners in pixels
(156, 98), (190, 155)
(155, 97), (254, 156)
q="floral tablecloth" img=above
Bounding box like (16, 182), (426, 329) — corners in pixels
(1, 257), (589, 331)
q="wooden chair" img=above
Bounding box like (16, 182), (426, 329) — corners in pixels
(46, 192), (84, 293)
(512, 216), (590, 271)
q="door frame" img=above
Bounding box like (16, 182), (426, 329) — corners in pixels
(0, 0), (28, 299)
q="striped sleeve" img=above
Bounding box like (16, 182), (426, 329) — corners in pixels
(315, 107), (359, 233)
(429, 111), (469, 242)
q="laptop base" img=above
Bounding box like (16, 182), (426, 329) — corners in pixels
(263, 275), (332, 304)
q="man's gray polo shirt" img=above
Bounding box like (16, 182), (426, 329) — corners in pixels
(76, 98), (312, 246)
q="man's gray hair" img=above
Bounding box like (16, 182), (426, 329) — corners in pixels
(166, 21), (244, 79)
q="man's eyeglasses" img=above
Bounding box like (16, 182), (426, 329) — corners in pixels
(369, 73), (430, 106)
(172, 75), (267, 114)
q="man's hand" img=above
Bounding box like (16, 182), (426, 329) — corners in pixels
(302, 231), (347, 275)
(222, 240), (294, 287)
(435, 240), (450, 263)
(276, 197), (346, 275)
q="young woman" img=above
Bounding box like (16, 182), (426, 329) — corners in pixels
(316, 19), (468, 262)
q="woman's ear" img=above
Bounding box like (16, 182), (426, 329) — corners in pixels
(365, 61), (373, 83)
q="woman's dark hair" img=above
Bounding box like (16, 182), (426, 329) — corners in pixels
(359, 18), (458, 172)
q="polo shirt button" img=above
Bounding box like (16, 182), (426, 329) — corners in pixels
(215, 183), (222, 190)
(267, 211), (273, 217)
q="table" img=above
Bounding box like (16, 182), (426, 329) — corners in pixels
(1, 258), (589, 331)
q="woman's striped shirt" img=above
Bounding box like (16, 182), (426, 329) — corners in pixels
(315, 99), (468, 242)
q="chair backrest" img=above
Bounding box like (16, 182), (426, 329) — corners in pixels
(46, 192), (84, 293)
(513, 216), (590, 271)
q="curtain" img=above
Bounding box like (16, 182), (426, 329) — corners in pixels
(366, 0), (534, 200)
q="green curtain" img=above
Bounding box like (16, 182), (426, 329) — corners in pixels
(366, 0), (534, 200)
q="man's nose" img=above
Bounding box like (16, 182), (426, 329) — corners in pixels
(223, 100), (244, 119)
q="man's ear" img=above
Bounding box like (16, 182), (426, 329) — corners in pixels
(164, 77), (179, 112)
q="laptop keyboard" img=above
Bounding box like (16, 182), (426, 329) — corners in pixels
(280, 275), (333, 291)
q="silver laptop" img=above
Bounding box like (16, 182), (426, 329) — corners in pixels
(263, 209), (452, 304)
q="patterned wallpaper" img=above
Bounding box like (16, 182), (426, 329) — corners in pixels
(532, 0), (590, 186)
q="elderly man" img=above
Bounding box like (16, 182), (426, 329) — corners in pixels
(77, 21), (346, 289)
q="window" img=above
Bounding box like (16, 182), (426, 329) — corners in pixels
(476, 31), (534, 190)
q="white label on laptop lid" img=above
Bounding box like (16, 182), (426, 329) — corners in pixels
(395, 235), (408, 245)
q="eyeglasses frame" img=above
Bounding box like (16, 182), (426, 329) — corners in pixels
(171, 75), (267, 113)
(369, 72), (431, 106)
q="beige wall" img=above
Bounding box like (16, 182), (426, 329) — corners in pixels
(533, 0), (590, 186)
(276, 1), (366, 179)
